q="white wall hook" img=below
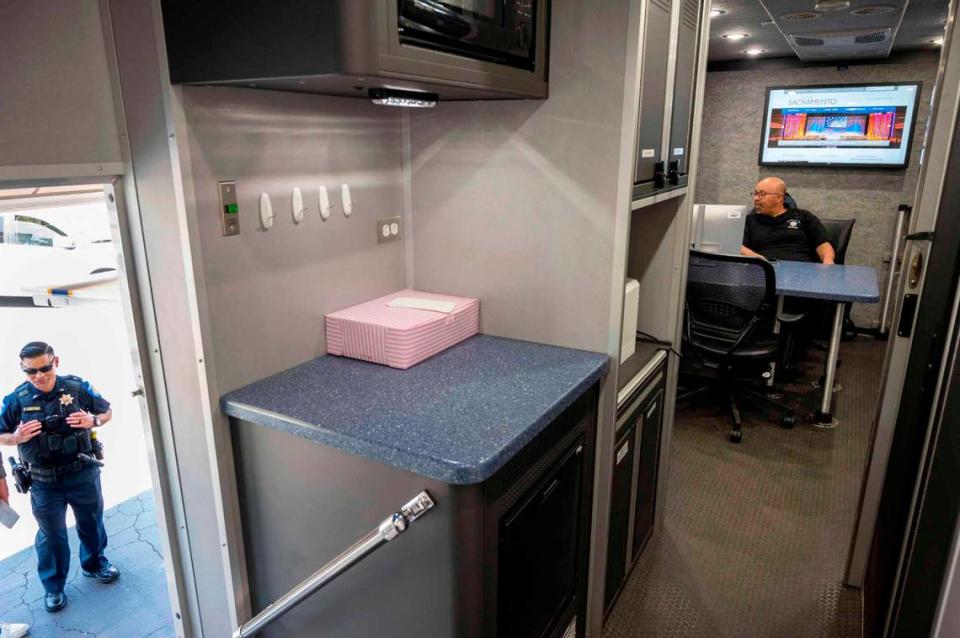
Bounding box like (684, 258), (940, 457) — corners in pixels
(259, 192), (274, 230)
(341, 183), (352, 217)
(291, 187), (305, 224)
(318, 185), (331, 220)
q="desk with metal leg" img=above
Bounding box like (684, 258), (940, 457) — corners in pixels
(772, 262), (880, 426)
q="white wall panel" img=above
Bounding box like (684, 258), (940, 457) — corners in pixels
(178, 87), (405, 391)
(407, 3), (632, 353)
(0, 0), (122, 171)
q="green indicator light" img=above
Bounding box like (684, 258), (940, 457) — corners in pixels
(226, 203), (239, 214)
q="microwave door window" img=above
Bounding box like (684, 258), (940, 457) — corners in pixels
(398, 0), (538, 71)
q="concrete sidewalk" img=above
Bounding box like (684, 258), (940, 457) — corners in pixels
(0, 490), (174, 637)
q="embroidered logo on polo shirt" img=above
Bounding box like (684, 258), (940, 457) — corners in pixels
(787, 219), (801, 230)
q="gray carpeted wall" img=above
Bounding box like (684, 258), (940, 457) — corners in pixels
(695, 53), (940, 328)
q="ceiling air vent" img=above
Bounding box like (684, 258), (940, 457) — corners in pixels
(854, 31), (888, 44)
(780, 11), (822, 22)
(786, 27), (894, 61)
(850, 5), (898, 16)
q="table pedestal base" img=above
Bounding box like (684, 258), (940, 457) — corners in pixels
(812, 410), (838, 429)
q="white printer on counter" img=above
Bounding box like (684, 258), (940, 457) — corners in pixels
(621, 279), (640, 361)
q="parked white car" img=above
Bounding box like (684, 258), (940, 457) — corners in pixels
(0, 198), (119, 306)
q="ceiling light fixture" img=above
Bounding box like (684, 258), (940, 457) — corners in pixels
(929, 37), (944, 46)
(369, 88), (438, 108)
(815, 0), (851, 10)
(743, 48), (767, 55)
(722, 32), (750, 40)
(710, 8), (726, 18)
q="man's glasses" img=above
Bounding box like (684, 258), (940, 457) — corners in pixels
(21, 363), (54, 377)
(752, 190), (783, 198)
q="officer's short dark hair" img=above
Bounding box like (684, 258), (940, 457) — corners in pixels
(19, 342), (54, 360)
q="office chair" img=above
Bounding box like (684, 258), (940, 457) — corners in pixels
(680, 251), (796, 443)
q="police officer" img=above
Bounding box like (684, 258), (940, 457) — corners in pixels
(0, 342), (118, 613)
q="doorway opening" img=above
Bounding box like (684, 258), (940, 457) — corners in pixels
(0, 184), (175, 637)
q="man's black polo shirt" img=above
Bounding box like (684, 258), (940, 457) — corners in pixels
(742, 208), (830, 262)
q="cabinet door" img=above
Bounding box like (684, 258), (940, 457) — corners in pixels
(632, 388), (665, 561)
(633, 0), (673, 191)
(498, 444), (584, 638)
(604, 425), (636, 612)
(667, 0), (702, 181)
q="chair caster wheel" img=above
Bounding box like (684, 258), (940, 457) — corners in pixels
(782, 414), (796, 429)
(729, 430), (742, 443)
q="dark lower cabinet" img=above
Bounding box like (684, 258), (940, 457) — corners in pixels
(632, 387), (664, 560)
(233, 383), (599, 638)
(603, 356), (667, 616)
(499, 442), (584, 638)
(604, 425), (635, 611)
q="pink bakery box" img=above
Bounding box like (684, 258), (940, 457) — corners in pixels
(325, 289), (480, 369)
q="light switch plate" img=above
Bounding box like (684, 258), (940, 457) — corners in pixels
(377, 216), (402, 243)
(218, 181), (239, 236)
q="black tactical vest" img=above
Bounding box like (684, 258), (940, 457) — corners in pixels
(16, 376), (93, 466)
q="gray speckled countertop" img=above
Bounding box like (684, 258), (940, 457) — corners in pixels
(220, 335), (609, 485)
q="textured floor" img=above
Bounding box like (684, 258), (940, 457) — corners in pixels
(605, 336), (884, 638)
(0, 490), (174, 637)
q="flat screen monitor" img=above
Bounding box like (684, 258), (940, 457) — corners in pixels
(693, 205), (748, 255)
(759, 82), (922, 168)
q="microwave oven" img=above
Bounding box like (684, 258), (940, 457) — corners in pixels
(160, 1), (549, 100)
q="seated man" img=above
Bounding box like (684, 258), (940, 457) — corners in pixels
(740, 177), (835, 264)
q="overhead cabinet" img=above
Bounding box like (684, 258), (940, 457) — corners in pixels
(159, 0), (550, 100)
(668, 0), (702, 186)
(633, 0), (703, 201)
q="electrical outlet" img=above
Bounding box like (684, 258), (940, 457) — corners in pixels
(377, 216), (402, 243)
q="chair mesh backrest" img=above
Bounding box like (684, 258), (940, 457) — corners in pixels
(686, 251), (776, 337)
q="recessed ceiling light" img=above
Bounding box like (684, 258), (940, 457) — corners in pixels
(710, 8), (726, 18)
(743, 48), (767, 55)
(815, 0), (850, 10)
(722, 32), (750, 40)
(929, 37), (944, 45)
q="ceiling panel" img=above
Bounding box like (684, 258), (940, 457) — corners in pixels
(706, 0), (950, 61)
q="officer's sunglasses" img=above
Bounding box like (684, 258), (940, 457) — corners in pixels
(21, 363), (54, 377)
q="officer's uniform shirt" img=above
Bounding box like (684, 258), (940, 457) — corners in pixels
(1, 376), (110, 442)
(742, 208), (831, 263)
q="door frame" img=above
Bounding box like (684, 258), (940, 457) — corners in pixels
(846, 0), (960, 591)
(101, 1), (252, 634)
(0, 175), (194, 636)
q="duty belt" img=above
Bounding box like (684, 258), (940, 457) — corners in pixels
(29, 460), (87, 483)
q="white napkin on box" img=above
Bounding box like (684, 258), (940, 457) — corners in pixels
(387, 297), (456, 314)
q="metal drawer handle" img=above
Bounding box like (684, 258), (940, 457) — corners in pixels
(232, 491), (435, 638)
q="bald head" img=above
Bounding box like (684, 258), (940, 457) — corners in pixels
(753, 177), (787, 216)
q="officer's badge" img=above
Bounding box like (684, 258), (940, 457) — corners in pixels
(59, 394), (74, 406)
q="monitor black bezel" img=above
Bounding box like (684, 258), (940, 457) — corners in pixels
(757, 81), (924, 170)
